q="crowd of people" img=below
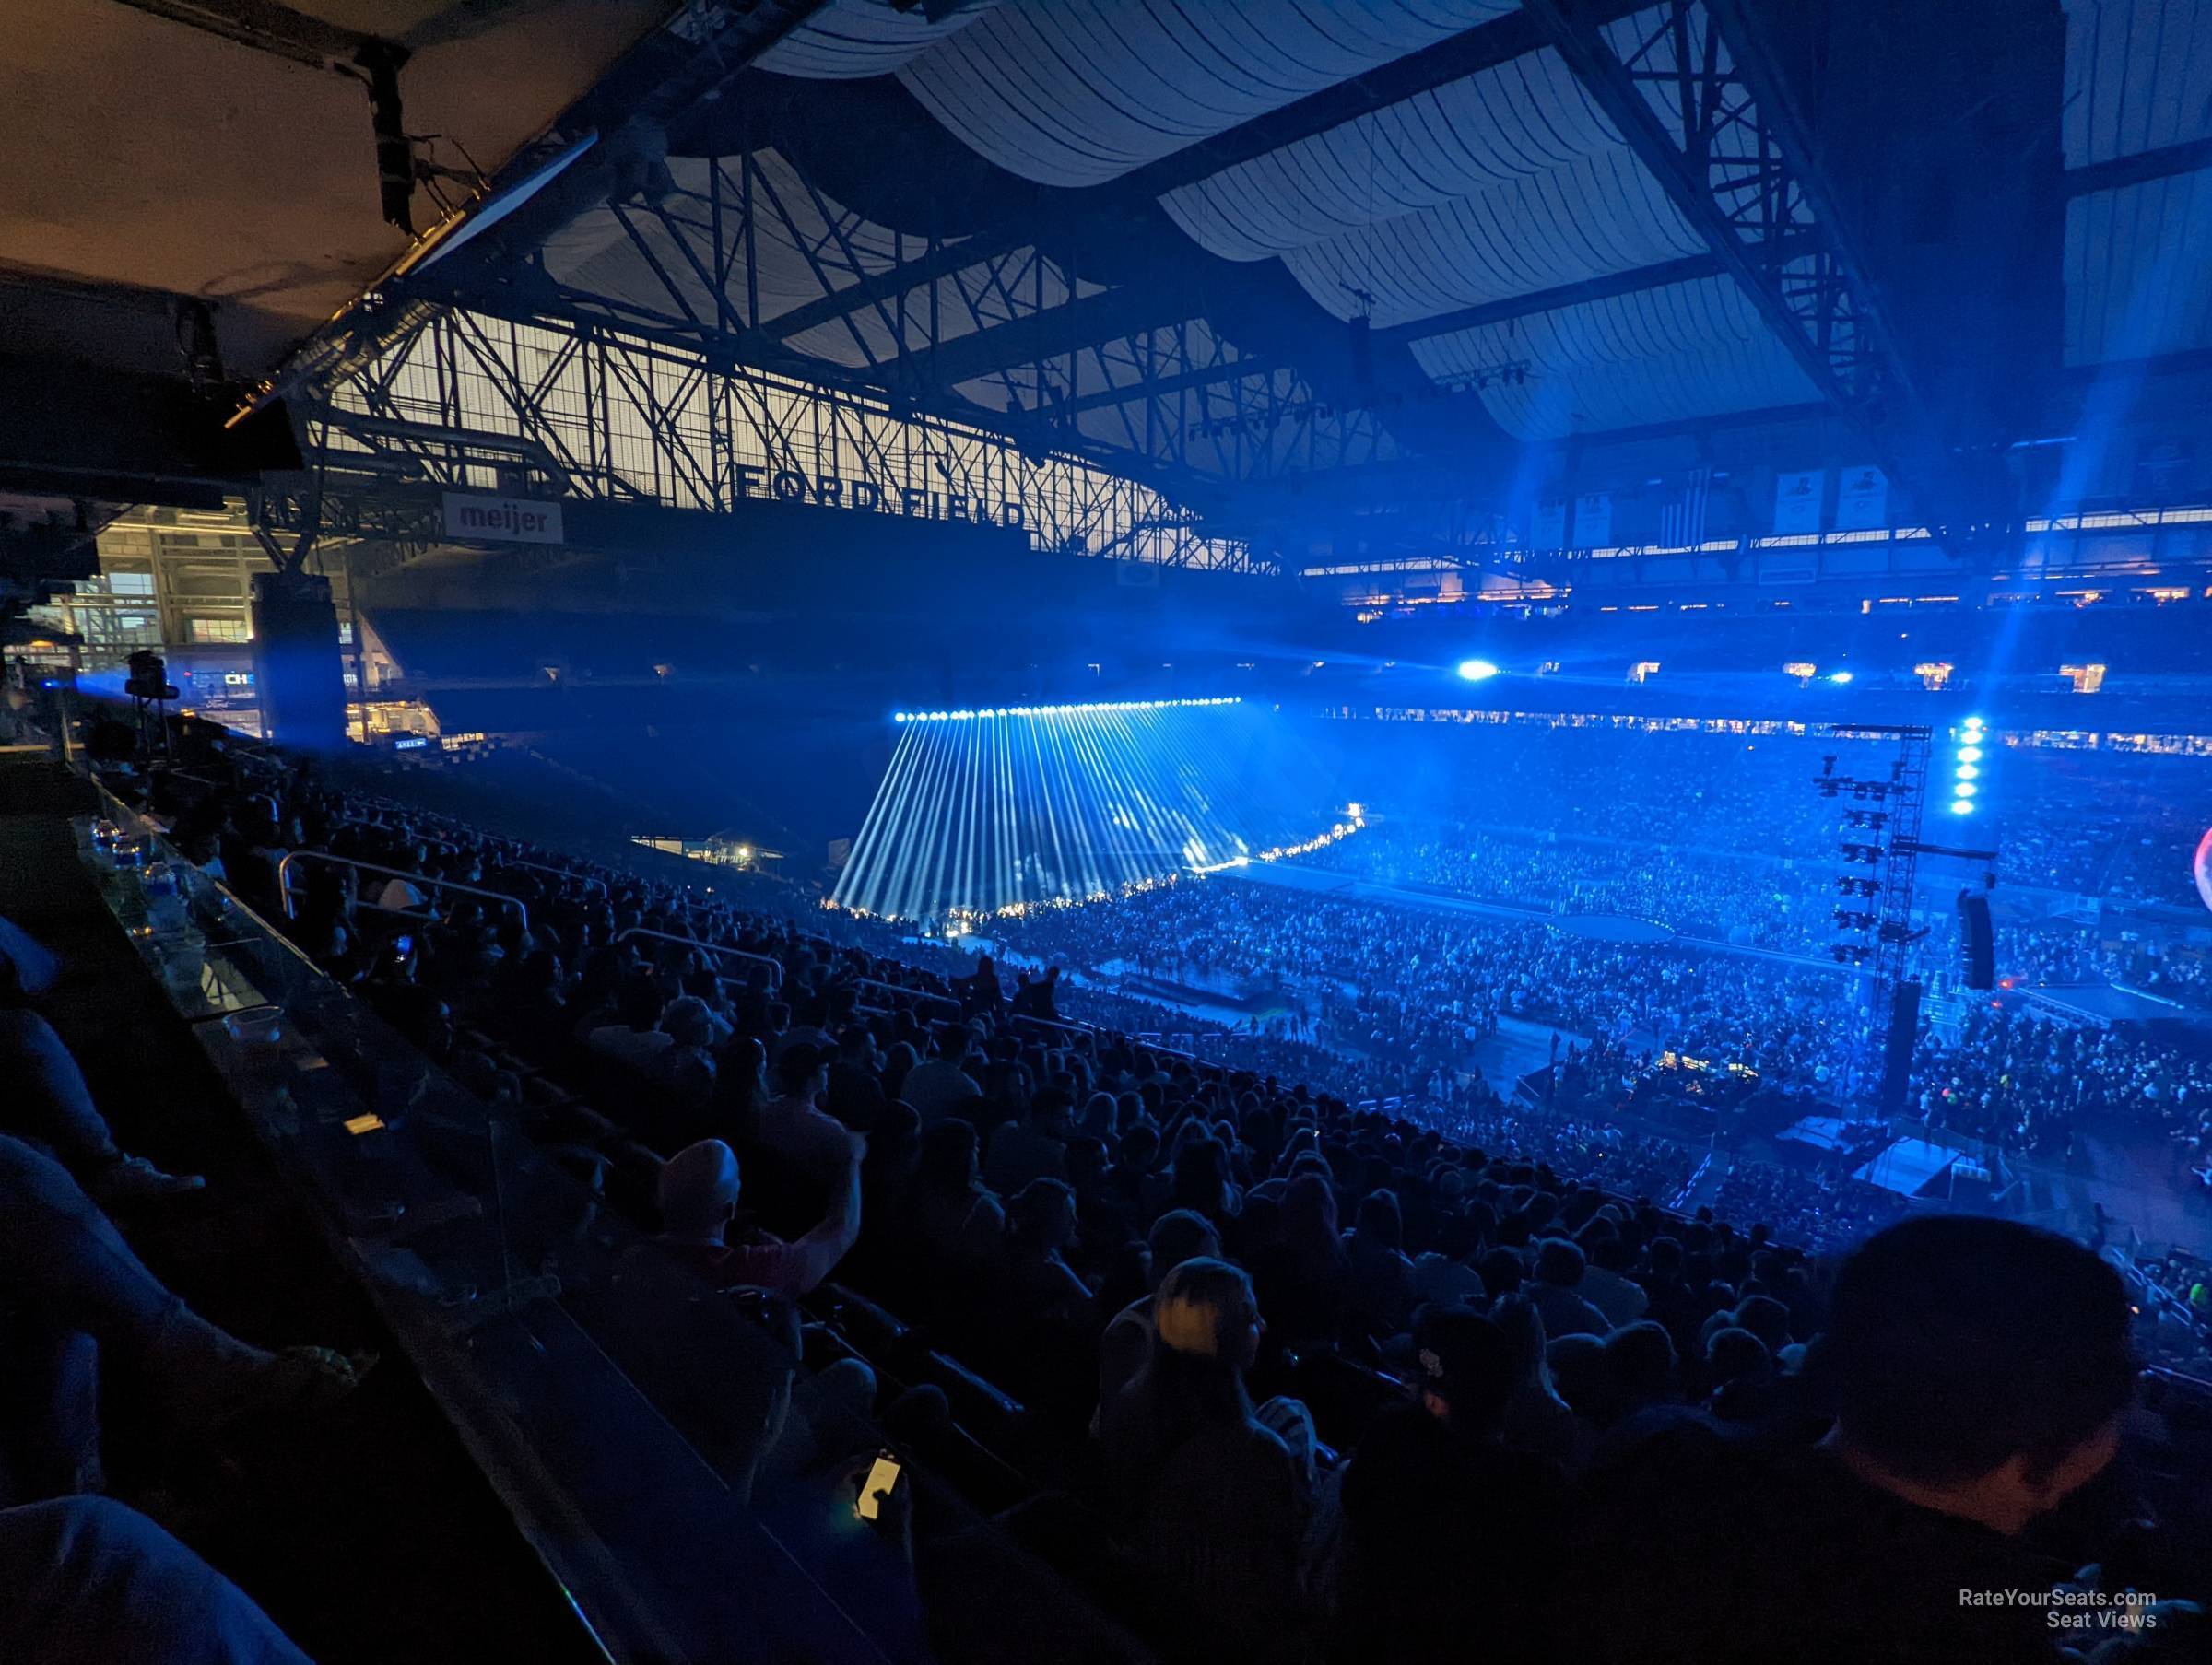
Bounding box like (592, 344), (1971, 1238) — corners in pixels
(33, 718), (2198, 1662)
(1315, 721), (2212, 911)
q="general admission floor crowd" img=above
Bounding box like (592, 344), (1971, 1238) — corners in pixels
(24, 714), (2198, 1663)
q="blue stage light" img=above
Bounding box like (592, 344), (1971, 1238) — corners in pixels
(836, 698), (1335, 921)
(1955, 764), (1980, 780)
(893, 696), (1240, 723)
(1957, 745), (1983, 763)
(1954, 781), (1978, 798)
(1456, 659), (1500, 682)
(1949, 800), (1975, 816)
(1827, 670), (1853, 684)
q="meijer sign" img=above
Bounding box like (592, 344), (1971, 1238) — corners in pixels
(442, 493), (565, 545)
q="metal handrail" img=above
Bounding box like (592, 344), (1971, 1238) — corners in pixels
(1009, 1012), (1097, 1041)
(498, 855), (607, 897)
(277, 850), (528, 932)
(615, 926), (782, 991)
(848, 977), (959, 1017)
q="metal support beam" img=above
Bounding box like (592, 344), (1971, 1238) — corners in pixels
(1041, 246), (1815, 416)
(2065, 137), (2212, 197)
(1521, 0), (1934, 492)
(1056, 357), (1277, 418)
(111, 0), (369, 70)
(765, 0), (1651, 341)
(232, 2), (831, 423)
(1379, 253), (1730, 349)
(915, 279), (1202, 389)
(311, 306), (1278, 572)
(767, 239), (982, 345)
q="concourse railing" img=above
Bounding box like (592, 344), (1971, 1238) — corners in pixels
(615, 924), (783, 991)
(848, 977), (959, 1019)
(497, 853), (608, 896)
(1007, 1012), (1099, 1045)
(276, 850), (529, 932)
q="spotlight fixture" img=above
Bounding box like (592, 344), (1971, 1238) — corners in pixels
(1455, 659), (1500, 683)
(1948, 717), (1989, 815)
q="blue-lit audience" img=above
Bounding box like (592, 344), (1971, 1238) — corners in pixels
(29, 730), (2210, 1665)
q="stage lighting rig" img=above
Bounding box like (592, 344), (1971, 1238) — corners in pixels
(1817, 723), (1940, 1118)
(1947, 717), (1991, 818)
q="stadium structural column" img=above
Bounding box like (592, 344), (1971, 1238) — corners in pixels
(250, 570), (347, 751)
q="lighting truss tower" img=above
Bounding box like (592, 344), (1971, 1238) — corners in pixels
(1860, 726), (1933, 997)
(1816, 723), (1933, 1107)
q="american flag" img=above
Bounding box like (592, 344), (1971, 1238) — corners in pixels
(1659, 467), (1711, 548)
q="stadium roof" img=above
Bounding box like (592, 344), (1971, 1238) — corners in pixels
(252, 0), (2203, 543)
(8, 2), (2212, 542)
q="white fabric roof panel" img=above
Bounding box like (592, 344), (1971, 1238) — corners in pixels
(1158, 41), (1700, 329)
(758, 0), (1005, 79)
(1273, 149), (1702, 325)
(2065, 171), (2212, 364)
(2062, 0), (2212, 167)
(877, 0), (1517, 189)
(1159, 48), (1616, 261)
(1409, 274), (1819, 440)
